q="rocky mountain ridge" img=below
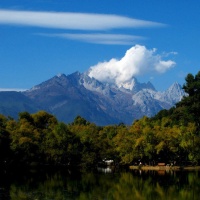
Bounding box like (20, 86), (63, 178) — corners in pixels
(0, 72), (186, 125)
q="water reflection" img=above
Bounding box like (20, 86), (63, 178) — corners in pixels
(97, 166), (113, 173)
(0, 168), (200, 200)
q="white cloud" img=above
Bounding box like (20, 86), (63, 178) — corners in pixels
(0, 9), (165, 30)
(39, 33), (145, 45)
(0, 88), (27, 92)
(88, 45), (176, 88)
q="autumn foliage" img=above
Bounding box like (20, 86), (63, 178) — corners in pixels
(1, 72), (200, 168)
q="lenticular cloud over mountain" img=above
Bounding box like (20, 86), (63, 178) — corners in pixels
(88, 45), (176, 87)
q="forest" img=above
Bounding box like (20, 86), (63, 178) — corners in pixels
(0, 71), (200, 169)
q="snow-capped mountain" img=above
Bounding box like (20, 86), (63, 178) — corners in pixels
(0, 72), (186, 125)
(80, 72), (185, 119)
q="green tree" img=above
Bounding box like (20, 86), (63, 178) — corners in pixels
(9, 116), (39, 164)
(179, 123), (200, 163)
(0, 115), (11, 164)
(41, 122), (81, 165)
(69, 120), (100, 168)
(178, 71), (200, 131)
(113, 125), (133, 165)
(98, 125), (117, 161)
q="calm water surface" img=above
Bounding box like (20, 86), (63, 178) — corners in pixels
(0, 167), (200, 200)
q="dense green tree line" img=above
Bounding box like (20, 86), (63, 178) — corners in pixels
(1, 71), (200, 168)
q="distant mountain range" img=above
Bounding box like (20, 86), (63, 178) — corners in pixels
(0, 72), (186, 125)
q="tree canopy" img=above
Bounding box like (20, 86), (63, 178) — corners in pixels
(1, 71), (200, 168)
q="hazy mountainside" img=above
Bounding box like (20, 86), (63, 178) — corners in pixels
(0, 72), (185, 125)
(0, 91), (41, 119)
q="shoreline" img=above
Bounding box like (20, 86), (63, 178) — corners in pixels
(129, 165), (200, 171)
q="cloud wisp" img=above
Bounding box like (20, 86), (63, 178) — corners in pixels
(0, 88), (27, 92)
(39, 33), (145, 45)
(0, 9), (165, 30)
(88, 45), (176, 89)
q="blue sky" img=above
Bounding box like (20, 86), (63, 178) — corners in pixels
(0, 0), (200, 91)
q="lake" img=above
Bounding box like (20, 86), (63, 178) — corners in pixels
(0, 167), (200, 200)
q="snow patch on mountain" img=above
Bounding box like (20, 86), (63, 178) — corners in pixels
(23, 71), (186, 125)
(79, 72), (185, 108)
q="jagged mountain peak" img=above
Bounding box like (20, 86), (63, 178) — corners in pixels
(166, 82), (182, 92)
(27, 72), (81, 92)
(84, 70), (156, 95)
(130, 79), (156, 94)
(0, 71), (186, 125)
(56, 73), (66, 78)
(117, 78), (136, 91)
(164, 82), (186, 99)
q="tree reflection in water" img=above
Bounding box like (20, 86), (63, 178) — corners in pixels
(1, 168), (200, 200)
